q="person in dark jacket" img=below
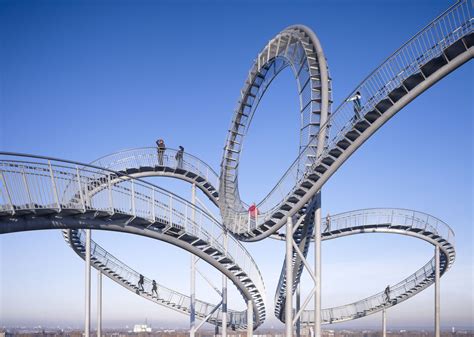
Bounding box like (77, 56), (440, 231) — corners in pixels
(138, 274), (145, 292)
(347, 91), (362, 120)
(152, 280), (158, 297)
(384, 285), (391, 302)
(156, 139), (166, 166)
(175, 146), (184, 169)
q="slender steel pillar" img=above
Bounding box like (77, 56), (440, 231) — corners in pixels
(296, 283), (301, 337)
(85, 229), (91, 337)
(97, 270), (102, 337)
(314, 192), (322, 337)
(435, 246), (440, 337)
(382, 308), (386, 337)
(247, 300), (253, 337)
(285, 216), (293, 337)
(222, 232), (228, 337)
(190, 184), (197, 337)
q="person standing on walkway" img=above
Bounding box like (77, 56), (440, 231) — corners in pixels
(156, 139), (166, 166)
(175, 146), (184, 169)
(152, 280), (158, 297)
(325, 213), (331, 232)
(384, 285), (391, 302)
(347, 91), (362, 120)
(138, 274), (145, 292)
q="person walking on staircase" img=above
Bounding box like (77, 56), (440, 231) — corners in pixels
(138, 274), (145, 292)
(152, 280), (158, 297)
(347, 91), (362, 120)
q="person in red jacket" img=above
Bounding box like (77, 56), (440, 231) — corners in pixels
(248, 203), (259, 219)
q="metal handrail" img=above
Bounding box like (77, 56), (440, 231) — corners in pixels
(68, 229), (249, 326)
(275, 208), (455, 323)
(90, 147), (220, 192)
(222, 0), (473, 234)
(0, 153), (266, 319)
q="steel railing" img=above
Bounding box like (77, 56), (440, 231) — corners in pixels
(91, 147), (219, 194)
(222, 0), (472, 234)
(0, 153), (266, 321)
(290, 208), (455, 323)
(68, 229), (249, 326)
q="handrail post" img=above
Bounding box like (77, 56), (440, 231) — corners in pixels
(21, 167), (33, 208)
(108, 174), (113, 214)
(151, 187), (155, 222)
(131, 180), (135, 217)
(190, 184), (196, 337)
(0, 171), (15, 215)
(76, 166), (86, 212)
(48, 160), (61, 211)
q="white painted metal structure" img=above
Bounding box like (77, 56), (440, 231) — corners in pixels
(0, 0), (472, 334)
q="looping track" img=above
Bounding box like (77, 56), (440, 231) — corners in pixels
(0, 0), (472, 331)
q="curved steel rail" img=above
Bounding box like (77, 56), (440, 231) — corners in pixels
(90, 147), (220, 204)
(0, 154), (266, 330)
(219, 0), (473, 242)
(219, 25), (331, 236)
(62, 228), (249, 329)
(275, 208), (455, 324)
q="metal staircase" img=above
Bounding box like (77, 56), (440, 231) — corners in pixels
(0, 154), (266, 330)
(219, 0), (473, 242)
(280, 208), (455, 324)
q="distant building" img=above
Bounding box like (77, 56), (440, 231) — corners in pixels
(132, 324), (151, 333)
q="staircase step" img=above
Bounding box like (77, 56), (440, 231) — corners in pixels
(403, 72), (424, 91)
(421, 55), (447, 77)
(463, 32), (474, 48)
(336, 139), (351, 150)
(375, 98), (393, 114)
(345, 129), (360, 142)
(444, 38), (467, 61)
(365, 110), (381, 123)
(388, 86), (408, 103)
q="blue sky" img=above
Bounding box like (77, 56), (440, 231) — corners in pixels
(1, 0), (473, 331)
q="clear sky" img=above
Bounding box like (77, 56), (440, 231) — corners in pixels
(1, 0), (473, 331)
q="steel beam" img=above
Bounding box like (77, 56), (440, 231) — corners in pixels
(296, 283), (301, 337)
(286, 216), (293, 337)
(222, 232), (228, 337)
(314, 193), (321, 337)
(435, 246), (440, 337)
(97, 270), (102, 337)
(382, 308), (386, 337)
(247, 299), (253, 337)
(190, 184), (197, 337)
(85, 229), (91, 337)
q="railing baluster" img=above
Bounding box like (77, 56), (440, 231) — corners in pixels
(76, 166), (86, 212)
(0, 171), (15, 215)
(48, 160), (61, 212)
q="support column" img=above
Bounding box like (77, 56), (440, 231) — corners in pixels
(296, 283), (301, 337)
(435, 246), (440, 337)
(222, 232), (228, 337)
(314, 192), (321, 337)
(97, 270), (102, 337)
(382, 308), (386, 337)
(247, 300), (253, 337)
(190, 184), (197, 337)
(285, 216), (293, 337)
(85, 229), (91, 337)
